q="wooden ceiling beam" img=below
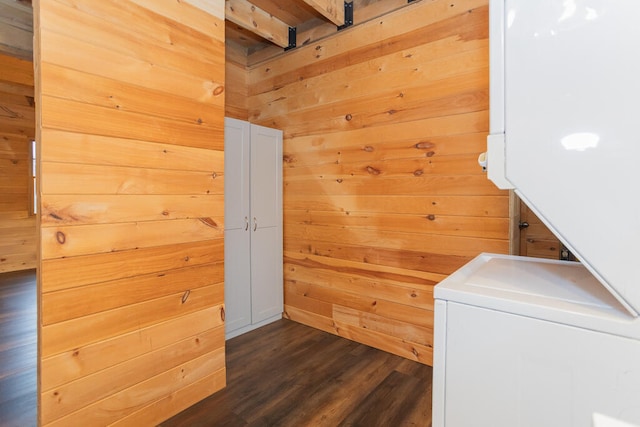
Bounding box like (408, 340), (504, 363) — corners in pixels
(301, 0), (345, 27)
(247, 0), (411, 66)
(225, 0), (292, 49)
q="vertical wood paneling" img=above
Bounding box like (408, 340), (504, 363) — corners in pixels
(0, 52), (36, 272)
(247, 0), (507, 366)
(34, 0), (226, 425)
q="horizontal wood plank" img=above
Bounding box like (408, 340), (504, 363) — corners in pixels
(285, 210), (509, 240)
(41, 194), (224, 225)
(41, 62), (224, 129)
(43, 0), (224, 82)
(283, 194), (509, 218)
(49, 0), (224, 63)
(40, 129), (223, 172)
(285, 279), (433, 329)
(333, 305), (432, 347)
(42, 262), (224, 325)
(41, 161), (223, 196)
(41, 95), (223, 150)
(112, 368), (227, 426)
(39, 29), (224, 104)
(41, 289), (224, 358)
(41, 306), (224, 391)
(41, 326), (225, 423)
(41, 239), (224, 292)
(41, 218), (223, 260)
(44, 350), (226, 426)
(285, 240), (468, 277)
(284, 132), (489, 169)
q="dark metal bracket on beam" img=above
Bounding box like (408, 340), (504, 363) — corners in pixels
(285, 27), (297, 51)
(337, 2), (353, 31)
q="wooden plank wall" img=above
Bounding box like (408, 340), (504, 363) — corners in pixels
(226, 43), (249, 120)
(519, 200), (562, 259)
(247, 0), (508, 366)
(0, 52), (36, 273)
(35, 0), (227, 425)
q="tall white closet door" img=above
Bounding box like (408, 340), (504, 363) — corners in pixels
(224, 118), (251, 333)
(224, 118), (283, 339)
(250, 124), (283, 323)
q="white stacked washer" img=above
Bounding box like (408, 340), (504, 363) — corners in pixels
(433, 1), (640, 426)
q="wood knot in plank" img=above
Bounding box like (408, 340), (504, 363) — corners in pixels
(345, 114), (352, 121)
(49, 212), (63, 221)
(413, 169), (424, 176)
(56, 231), (66, 244)
(415, 141), (435, 150)
(181, 290), (190, 304)
(362, 145), (374, 152)
(366, 166), (381, 175)
(212, 172), (217, 179)
(426, 151), (435, 157)
(426, 214), (436, 221)
(199, 217), (218, 228)
(283, 155), (294, 163)
(221, 306), (225, 321)
(336, 178), (343, 183)
(213, 85), (224, 96)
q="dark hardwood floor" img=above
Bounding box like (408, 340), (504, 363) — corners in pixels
(0, 269), (37, 427)
(161, 319), (433, 427)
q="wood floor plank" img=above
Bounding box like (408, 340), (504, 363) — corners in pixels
(0, 270), (37, 427)
(161, 319), (433, 426)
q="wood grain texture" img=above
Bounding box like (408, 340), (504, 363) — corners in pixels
(246, 0), (506, 366)
(0, 52), (35, 273)
(36, 0), (226, 425)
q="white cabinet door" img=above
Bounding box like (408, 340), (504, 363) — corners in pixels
(224, 118), (252, 334)
(224, 118), (283, 337)
(250, 124), (283, 323)
(224, 118), (250, 231)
